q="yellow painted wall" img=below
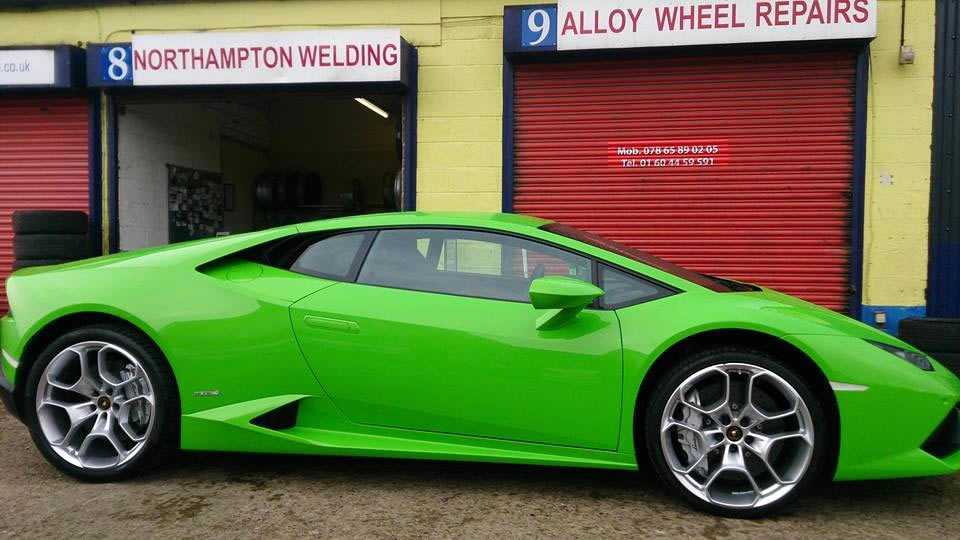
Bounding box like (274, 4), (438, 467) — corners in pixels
(863, 0), (935, 307)
(0, 0), (937, 307)
(0, 1), (443, 46)
(417, 8), (505, 212)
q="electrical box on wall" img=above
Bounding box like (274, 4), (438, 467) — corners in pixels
(900, 45), (916, 65)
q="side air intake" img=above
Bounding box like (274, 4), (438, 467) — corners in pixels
(250, 400), (300, 431)
(922, 403), (960, 459)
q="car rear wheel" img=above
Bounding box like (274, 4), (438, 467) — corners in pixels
(645, 348), (827, 518)
(23, 325), (178, 481)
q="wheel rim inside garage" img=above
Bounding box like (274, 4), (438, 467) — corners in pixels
(512, 50), (857, 312)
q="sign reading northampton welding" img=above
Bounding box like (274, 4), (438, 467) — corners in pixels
(88, 29), (404, 86)
(508, 0), (876, 52)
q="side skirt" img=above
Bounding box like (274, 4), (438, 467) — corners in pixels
(181, 394), (638, 471)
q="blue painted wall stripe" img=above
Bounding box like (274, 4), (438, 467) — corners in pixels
(860, 305), (927, 336)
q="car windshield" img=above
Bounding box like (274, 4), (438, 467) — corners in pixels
(540, 223), (736, 293)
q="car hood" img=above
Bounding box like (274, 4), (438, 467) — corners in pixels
(734, 287), (918, 349)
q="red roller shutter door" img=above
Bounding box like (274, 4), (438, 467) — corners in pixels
(0, 97), (90, 311)
(513, 51), (856, 311)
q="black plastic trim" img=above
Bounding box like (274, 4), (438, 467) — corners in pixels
(350, 230), (378, 283)
(289, 230), (376, 283)
(250, 400), (300, 431)
(0, 368), (21, 422)
(597, 264), (677, 310)
(922, 403), (960, 459)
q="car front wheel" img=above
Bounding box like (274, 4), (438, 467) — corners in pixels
(23, 325), (178, 481)
(645, 347), (828, 518)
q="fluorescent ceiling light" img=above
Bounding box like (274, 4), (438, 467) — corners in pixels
(354, 97), (389, 119)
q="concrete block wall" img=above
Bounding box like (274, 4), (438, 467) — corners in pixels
(416, 6), (507, 212)
(117, 103), (268, 250)
(861, 0), (936, 331)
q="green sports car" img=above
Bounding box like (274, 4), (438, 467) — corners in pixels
(1, 212), (958, 517)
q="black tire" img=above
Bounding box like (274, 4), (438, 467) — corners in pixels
(931, 352), (960, 378)
(899, 318), (960, 353)
(22, 324), (179, 481)
(644, 347), (829, 518)
(13, 233), (90, 260)
(12, 210), (88, 235)
(12, 259), (74, 271)
(255, 173), (276, 209)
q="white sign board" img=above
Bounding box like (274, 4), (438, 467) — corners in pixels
(131, 29), (403, 86)
(0, 50), (56, 86)
(557, 0), (876, 50)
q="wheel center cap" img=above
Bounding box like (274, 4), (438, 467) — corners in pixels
(726, 426), (743, 442)
(97, 396), (111, 410)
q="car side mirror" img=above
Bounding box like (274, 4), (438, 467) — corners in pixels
(529, 276), (604, 330)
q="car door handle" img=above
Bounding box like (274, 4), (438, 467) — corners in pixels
(303, 315), (360, 334)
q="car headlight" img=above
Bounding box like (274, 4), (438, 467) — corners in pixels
(865, 339), (934, 371)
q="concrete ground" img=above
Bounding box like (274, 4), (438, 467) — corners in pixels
(0, 409), (957, 539)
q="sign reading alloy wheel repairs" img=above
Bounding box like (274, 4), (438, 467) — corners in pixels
(90, 29), (404, 86)
(0, 49), (56, 86)
(510, 1), (876, 52)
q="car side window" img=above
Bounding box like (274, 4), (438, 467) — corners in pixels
(289, 231), (370, 281)
(357, 228), (592, 302)
(598, 264), (674, 308)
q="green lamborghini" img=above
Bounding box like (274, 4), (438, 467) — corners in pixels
(1, 212), (958, 517)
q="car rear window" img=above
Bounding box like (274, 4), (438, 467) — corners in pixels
(290, 232), (370, 280)
(541, 223), (733, 293)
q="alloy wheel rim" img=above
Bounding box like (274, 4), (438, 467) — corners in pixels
(660, 363), (814, 509)
(35, 341), (155, 469)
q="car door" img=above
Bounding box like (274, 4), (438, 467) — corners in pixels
(289, 227), (623, 450)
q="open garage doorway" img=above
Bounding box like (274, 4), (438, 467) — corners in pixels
(116, 91), (404, 251)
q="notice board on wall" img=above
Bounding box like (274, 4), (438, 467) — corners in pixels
(167, 164), (223, 243)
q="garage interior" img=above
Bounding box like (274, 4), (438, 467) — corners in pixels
(116, 91), (403, 251)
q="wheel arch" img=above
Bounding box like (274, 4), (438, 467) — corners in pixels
(13, 311), (172, 418)
(631, 328), (840, 480)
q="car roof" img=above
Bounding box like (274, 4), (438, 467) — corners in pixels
(295, 212), (553, 233)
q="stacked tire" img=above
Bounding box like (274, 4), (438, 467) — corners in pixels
(12, 210), (91, 270)
(254, 171), (323, 210)
(899, 318), (960, 378)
